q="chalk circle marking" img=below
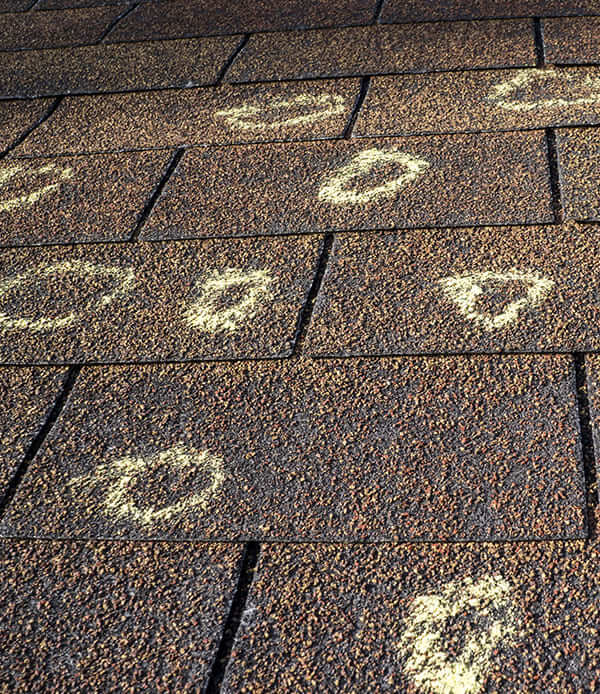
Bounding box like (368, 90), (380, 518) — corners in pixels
(215, 93), (346, 130)
(184, 267), (273, 334)
(398, 574), (519, 694)
(317, 148), (430, 205)
(437, 269), (555, 331)
(0, 162), (74, 213)
(68, 445), (225, 527)
(0, 260), (135, 332)
(487, 68), (600, 112)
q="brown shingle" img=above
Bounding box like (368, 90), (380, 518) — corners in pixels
(0, 355), (586, 541)
(227, 20), (536, 83)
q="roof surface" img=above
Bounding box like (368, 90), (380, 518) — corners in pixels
(1, 1), (600, 692)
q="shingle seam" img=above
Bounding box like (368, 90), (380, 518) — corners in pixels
(545, 127), (564, 224)
(0, 364), (81, 520)
(0, 62), (547, 102)
(533, 17), (546, 67)
(129, 147), (185, 241)
(0, 95), (62, 160)
(216, 33), (250, 85)
(343, 75), (371, 138)
(291, 233), (334, 357)
(573, 354), (598, 540)
(1, 349), (600, 369)
(98, 0), (140, 43)
(0, 218), (593, 252)
(9, 123), (600, 162)
(204, 540), (261, 693)
(372, 0), (386, 24)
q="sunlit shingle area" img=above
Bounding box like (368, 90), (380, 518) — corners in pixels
(1, 2), (599, 691)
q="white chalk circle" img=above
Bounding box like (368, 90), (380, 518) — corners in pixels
(184, 267), (273, 334)
(68, 445), (225, 527)
(487, 68), (600, 112)
(215, 93), (346, 130)
(318, 148), (430, 205)
(0, 162), (74, 213)
(398, 574), (519, 694)
(0, 260), (135, 332)
(437, 269), (555, 331)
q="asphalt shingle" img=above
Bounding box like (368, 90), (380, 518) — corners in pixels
(0, 99), (53, 154)
(356, 67), (600, 136)
(544, 16), (600, 65)
(0, 540), (243, 691)
(556, 127), (600, 220)
(226, 20), (536, 83)
(0, 151), (170, 246)
(307, 225), (600, 356)
(0, 366), (66, 496)
(0, 236), (321, 363)
(0, 355), (585, 540)
(141, 133), (552, 239)
(223, 540), (600, 693)
(0, 36), (243, 98)
(36, 0), (126, 8)
(107, 0), (377, 42)
(0, 0), (34, 10)
(14, 79), (359, 156)
(0, 6), (122, 51)
(381, 0), (600, 23)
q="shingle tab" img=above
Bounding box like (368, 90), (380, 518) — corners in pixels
(382, 0), (600, 23)
(356, 67), (600, 136)
(0, 6), (122, 51)
(0, 151), (171, 246)
(226, 20), (536, 83)
(0, 99), (53, 153)
(0, 367), (67, 495)
(0, 540), (243, 691)
(223, 540), (600, 692)
(142, 133), (552, 240)
(15, 79), (359, 156)
(0, 0), (34, 11)
(0, 36), (242, 98)
(307, 225), (600, 356)
(556, 127), (600, 220)
(36, 0), (125, 8)
(0, 236), (321, 363)
(544, 16), (600, 64)
(108, 0), (377, 42)
(0, 355), (585, 540)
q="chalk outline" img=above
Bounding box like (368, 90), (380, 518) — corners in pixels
(317, 147), (430, 205)
(398, 574), (519, 694)
(0, 260), (135, 332)
(68, 445), (226, 527)
(184, 267), (273, 334)
(215, 93), (346, 130)
(0, 162), (74, 213)
(487, 67), (600, 112)
(437, 269), (555, 331)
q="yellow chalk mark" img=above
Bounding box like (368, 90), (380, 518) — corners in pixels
(318, 148), (430, 205)
(437, 269), (554, 331)
(69, 445), (225, 527)
(0, 260), (135, 332)
(487, 68), (600, 111)
(184, 268), (273, 333)
(0, 163), (74, 213)
(398, 575), (519, 694)
(215, 93), (346, 130)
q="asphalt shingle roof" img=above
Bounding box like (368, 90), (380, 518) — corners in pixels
(1, 1), (600, 691)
